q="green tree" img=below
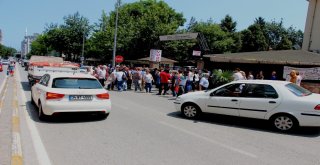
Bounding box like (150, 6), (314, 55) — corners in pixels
(90, 0), (185, 61)
(0, 44), (17, 58)
(43, 12), (91, 61)
(189, 21), (235, 54)
(220, 14), (237, 33)
(30, 34), (49, 55)
(265, 19), (288, 50)
(241, 24), (268, 52)
(287, 27), (303, 49)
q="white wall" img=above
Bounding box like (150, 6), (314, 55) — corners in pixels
(303, 0), (320, 52)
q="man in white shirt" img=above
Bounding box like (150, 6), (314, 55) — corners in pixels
(199, 74), (209, 90)
(232, 68), (244, 81)
(296, 71), (302, 86)
(114, 65), (125, 91)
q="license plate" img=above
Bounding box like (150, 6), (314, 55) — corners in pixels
(69, 95), (93, 101)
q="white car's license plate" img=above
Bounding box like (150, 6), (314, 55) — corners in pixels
(69, 95), (93, 101)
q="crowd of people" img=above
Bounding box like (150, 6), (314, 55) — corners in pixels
(85, 65), (304, 98)
(232, 68), (302, 86)
(86, 65), (211, 97)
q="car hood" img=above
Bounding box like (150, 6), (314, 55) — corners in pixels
(180, 91), (206, 98)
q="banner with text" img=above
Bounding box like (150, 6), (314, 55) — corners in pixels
(192, 50), (201, 56)
(283, 66), (320, 80)
(150, 49), (162, 62)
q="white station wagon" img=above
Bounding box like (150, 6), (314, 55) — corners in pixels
(174, 80), (320, 132)
(31, 72), (111, 120)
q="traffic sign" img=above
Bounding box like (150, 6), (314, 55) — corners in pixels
(115, 55), (124, 63)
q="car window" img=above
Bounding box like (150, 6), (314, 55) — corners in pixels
(52, 78), (103, 89)
(39, 75), (50, 87)
(212, 83), (246, 97)
(285, 83), (312, 96)
(39, 75), (47, 86)
(243, 84), (278, 99)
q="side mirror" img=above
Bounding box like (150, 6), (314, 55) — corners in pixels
(210, 92), (215, 97)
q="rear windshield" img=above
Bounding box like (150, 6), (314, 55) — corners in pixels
(285, 83), (312, 96)
(52, 78), (102, 89)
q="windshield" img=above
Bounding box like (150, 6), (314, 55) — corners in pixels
(52, 78), (102, 89)
(285, 83), (312, 96)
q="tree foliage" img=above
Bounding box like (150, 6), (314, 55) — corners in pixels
(0, 44), (17, 58)
(30, 1), (305, 64)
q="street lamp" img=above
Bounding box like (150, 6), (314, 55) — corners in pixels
(112, 0), (121, 68)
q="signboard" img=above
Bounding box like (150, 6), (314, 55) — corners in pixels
(192, 50), (201, 56)
(150, 49), (162, 62)
(115, 55), (124, 63)
(159, 33), (198, 41)
(283, 66), (320, 80)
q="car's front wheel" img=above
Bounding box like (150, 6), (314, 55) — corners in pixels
(271, 114), (298, 132)
(181, 103), (201, 119)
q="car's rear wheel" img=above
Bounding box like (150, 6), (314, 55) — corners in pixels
(31, 91), (35, 106)
(38, 102), (48, 121)
(181, 103), (201, 119)
(271, 114), (298, 132)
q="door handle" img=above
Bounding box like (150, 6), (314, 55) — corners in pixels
(269, 101), (276, 104)
(231, 99), (238, 102)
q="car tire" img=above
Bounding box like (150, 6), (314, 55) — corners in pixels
(38, 102), (48, 121)
(31, 92), (36, 106)
(181, 103), (201, 119)
(271, 114), (298, 132)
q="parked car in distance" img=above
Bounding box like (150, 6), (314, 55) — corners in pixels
(31, 72), (111, 120)
(1, 59), (9, 65)
(174, 80), (320, 132)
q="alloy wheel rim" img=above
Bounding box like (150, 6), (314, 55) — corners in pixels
(274, 116), (293, 130)
(184, 106), (197, 117)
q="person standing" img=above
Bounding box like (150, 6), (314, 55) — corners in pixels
(97, 66), (105, 86)
(232, 68), (244, 81)
(287, 70), (297, 84)
(157, 69), (170, 95)
(270, 71), (277, 80)
(114, 66), (125, 91)
(143, 69), (153, 93)
(256, 71), (264, 80)
(199, 74), (209, 91)
(296, 71), (302, 86)
(247, 71), (254, 80)
(132, 67), (142, 91)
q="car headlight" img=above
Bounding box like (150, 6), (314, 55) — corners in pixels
(176, 97), (182, 101)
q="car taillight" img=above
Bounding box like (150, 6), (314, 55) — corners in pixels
(46, 92), (65, 100)
(96, 93), (109, 99)
(314, 105), (320, 110)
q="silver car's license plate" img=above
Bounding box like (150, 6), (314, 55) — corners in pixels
(69, 95), (93, 101)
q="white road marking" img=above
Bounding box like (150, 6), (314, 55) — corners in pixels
(0, 77), (7, 114)
(12, 132), (23, 157)
(16, 66), (52, 165)
(159, 121), (257, 158)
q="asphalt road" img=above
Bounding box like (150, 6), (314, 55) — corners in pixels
(6, 65), (320, 165)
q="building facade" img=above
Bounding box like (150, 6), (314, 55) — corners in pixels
(303, 0), (320, 52)
(21, 33), (39, 58)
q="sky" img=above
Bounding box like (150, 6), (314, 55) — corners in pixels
(0, 0), (309, 50)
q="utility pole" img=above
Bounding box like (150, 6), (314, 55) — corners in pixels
(112, 0), (121, 68)
(81, 25), (85, 65)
